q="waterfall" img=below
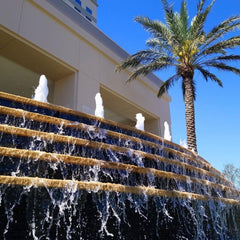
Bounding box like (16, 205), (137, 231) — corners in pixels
(0, 91), (239, 240)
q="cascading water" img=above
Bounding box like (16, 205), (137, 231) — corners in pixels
(0, 91), (239, 240)
(180, 138), (188, 148)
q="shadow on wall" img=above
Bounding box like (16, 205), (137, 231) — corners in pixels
(100, 85), (161, 136)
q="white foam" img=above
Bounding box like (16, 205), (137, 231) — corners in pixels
(95, 93), (104, 118)
(135, 113), (145, 131)
(33, 75), (49, 103)
(164, 121), (171, 141)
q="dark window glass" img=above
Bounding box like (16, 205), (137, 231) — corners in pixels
(74, 7), (81, 13)
(86, 7), (92, 15)
(86, 16), (92, 21)
(75, 0), (81, 5)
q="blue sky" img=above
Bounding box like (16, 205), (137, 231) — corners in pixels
(97, 0), (240, 172)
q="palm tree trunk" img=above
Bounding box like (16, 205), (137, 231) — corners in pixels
(183, 76), (198, 153)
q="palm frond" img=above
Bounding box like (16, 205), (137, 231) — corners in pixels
(161, 0), (184, 44)
(127, 56), (175, 83)
(115, 56), (140, 72)
(116, 50), (163, 72)
(161, 0), (169, 11)
(146, 38), (165, 48)
(157, 74), (181, 97)
(205, 62), (240, 76)
(180, 0), (189, 41)
(203, 16), (240, 48)
(145, 38), (172, 55)
(202, 36), (240, 56)
(189, 0), (215, 42)
(135, 16), (172, 43)
(196, 65), (223, 86)
(197, 0), (206, 14)
(206, 55), (240, 63)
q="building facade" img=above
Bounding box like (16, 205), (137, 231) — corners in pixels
(0, 0), (171, 136)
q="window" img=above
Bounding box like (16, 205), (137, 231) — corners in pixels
(86, 7), (92, 15)
(74, 7), (81, 13)
(75, 0), (81, 5)
(86, 16), (92, 21)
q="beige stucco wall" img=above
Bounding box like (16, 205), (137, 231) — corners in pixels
(0, 0), (171, 137)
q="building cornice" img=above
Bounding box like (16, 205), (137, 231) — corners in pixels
(90, 0), (98, 7)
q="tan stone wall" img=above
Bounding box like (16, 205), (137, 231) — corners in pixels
(0, 0), (171, 137)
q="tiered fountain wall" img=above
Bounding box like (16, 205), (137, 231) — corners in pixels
(0, 91), (239, 240)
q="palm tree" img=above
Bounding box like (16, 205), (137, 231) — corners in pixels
(116, 0), (240, 153)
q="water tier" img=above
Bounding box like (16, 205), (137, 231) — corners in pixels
(0, 91), (239, 240)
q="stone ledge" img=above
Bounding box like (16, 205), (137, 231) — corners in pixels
(0, 147), (239, 199)
(0, 175), (239, 205)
